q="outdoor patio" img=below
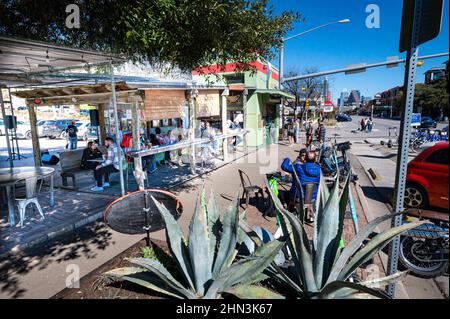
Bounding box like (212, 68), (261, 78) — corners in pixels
(0, 146), (254, 255)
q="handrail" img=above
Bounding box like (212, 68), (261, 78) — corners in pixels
(128, 130), (249, 158)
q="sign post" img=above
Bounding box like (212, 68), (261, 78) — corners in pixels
(386, 0), (443, 297)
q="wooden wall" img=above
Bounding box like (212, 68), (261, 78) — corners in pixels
(143, 90), (186, 120)
(196, 90), (220, 117)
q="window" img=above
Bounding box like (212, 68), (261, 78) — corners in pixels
(426, 148), (449, 165)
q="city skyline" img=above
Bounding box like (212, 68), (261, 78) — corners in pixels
(270, 0), (449, 104)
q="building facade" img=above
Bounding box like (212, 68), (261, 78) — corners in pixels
(192, 59), (293, 147)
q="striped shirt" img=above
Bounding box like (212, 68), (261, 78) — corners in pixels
(101, 143), (122, 170)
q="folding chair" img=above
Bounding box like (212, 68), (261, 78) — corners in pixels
(238, 169), (265, 209)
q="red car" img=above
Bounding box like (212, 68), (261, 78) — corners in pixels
(405, 141), (449, 210)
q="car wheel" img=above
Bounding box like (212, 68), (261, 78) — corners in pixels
(25, 131), (32, 140)
(83, 134), (88, 141)
(404, 183), (428, 208)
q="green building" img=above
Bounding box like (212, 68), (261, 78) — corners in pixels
(192, 59), (293, 147)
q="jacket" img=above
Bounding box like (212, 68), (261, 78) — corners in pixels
(281, 157), (321, 202)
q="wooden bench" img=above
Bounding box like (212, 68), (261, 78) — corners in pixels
(58, 148), (86, 189)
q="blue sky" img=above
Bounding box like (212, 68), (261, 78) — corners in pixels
(269, 0), (449, 103)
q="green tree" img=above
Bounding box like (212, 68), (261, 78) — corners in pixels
(0, 0), (300, 71)
(414, 79), (449, 119)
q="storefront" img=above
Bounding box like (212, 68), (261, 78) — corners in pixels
(192, 59), (294, 147)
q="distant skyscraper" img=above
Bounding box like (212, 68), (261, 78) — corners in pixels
(339, 89), (349, 111)
(347, 90), (361, 107)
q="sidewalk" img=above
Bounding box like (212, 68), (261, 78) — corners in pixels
(0, 146), (253, 256)
(0, 143), (291, 298)
(348, 141), (447, 299)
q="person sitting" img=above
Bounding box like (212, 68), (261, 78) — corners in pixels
(81, 141), (103, 170)
(91, 137), (123, 191)
(296, 148), (307, 164)
(281, 151), (321, 222)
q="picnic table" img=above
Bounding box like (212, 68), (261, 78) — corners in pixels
(0, 166), (55, 226)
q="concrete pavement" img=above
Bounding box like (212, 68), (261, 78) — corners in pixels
(0, 143), (293, 299)
(348, 140), (447, 299)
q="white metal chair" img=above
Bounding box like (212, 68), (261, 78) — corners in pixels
(14, 176), (45, 227)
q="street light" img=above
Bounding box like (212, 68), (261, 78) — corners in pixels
(279, 19), (350, 89)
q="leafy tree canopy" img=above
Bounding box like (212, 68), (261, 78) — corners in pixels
(414, 79), (449, 111)
(0, 0), (300, 71)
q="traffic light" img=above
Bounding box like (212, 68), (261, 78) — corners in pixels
(301, 86), (306, 92)
(305, 99), (310, 109)
(417, 60), (424, 67)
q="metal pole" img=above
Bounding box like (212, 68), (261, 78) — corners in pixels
(8, 88), (21, 158)
(386, 0), (423, 297)
(0, 90), (13, 168)
(279, 41), (284, 90)
(110, 62), (125, 196)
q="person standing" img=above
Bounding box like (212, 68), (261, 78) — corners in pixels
(287, 121), (295, 146)
(305, 119), (313, 147)
(317, 122), (326, 144)
(91, 137), (123, 191)
(368, 117), (373, 132)
(66, 121), (78, 150)
(293, 118), (300, 144)
(360, 118), (365, 132)
(364, 118), (369, 132)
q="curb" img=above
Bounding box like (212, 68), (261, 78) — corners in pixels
(1, 211), (104, 256)
(348, 153), (411, 299)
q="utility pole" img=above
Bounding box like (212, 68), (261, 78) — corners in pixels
(386, 0), (443, 297)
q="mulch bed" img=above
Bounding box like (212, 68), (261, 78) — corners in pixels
(52, 238), (167, 299)
(53, 183), (382, 299)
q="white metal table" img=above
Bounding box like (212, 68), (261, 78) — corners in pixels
(0, 166), (55, 226)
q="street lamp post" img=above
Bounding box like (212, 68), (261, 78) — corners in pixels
(278, 19), (350, 89)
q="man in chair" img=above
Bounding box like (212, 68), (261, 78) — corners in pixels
(281, 151), (321, 222)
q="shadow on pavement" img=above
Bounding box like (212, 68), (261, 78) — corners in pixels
(0, 221), (114, 299)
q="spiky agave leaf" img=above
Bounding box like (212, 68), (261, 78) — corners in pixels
(277, 207), (318, 294)
(224, 284), (285, 299)
(207, 189), (222, 263)
(337, 219), (427, 281)
(212, 196), (239, 277)
(151, 196), (195, 291)
(127, 258), (197, 299)
(188, 192), (213, 296)
(313, 174), (341, 288)
(205, 239), (284, 298)
(326, 212), (404, 284)
(317, 280), (390, 299)
(102, 267), (186, 299)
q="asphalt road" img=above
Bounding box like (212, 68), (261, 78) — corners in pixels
(333, 115), (447, 140)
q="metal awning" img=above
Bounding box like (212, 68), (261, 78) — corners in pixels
(254, 89), (295, 99)
(12, 82), (142, 106)
(0, 36), (126, 87)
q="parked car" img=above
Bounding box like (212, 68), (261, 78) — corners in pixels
(37, 120), (47, 137)
(405, 141), (449, 210)
(42, 119), (77, 139)
(85, 125), (99, 141)
(335, 114), (352, 122)
(14, 120), (32, 139)
(0, 118), (33, 138)
(420, 116), (437, 128)
(75, 122), (91, 141)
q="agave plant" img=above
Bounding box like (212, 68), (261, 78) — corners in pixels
(100, 189), (284, 299)
(251, 171), (427, 299)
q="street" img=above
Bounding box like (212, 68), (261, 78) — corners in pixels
(335, 116), (448, 299)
